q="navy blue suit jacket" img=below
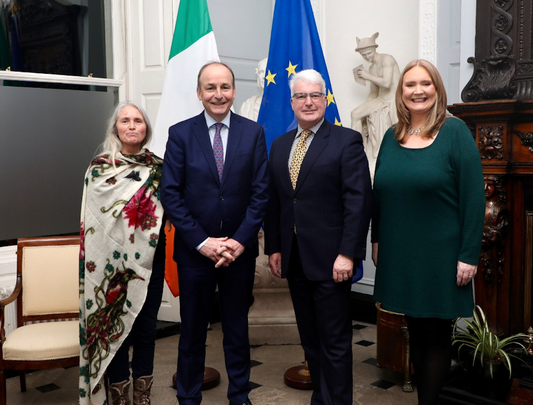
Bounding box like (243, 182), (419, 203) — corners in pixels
(264, 119), (372, 281)
(161, 111), (269, 268)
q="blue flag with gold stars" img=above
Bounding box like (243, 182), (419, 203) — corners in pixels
(257, 0), (341, 151)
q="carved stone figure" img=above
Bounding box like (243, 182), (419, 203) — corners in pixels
(239, 58), (267, 122)
(351, 32), (400, 179)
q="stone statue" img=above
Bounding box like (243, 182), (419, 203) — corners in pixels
(351, 32), (400, 179)
(239, 59), (298, 345)
(239, 58), (267, 122)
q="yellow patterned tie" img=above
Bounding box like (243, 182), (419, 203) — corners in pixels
(290, 130), (312, 189)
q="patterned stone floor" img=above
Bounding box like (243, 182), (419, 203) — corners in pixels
(6, 321), (418, 405)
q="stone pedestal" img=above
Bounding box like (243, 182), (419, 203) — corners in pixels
(249, 230), (300, 345)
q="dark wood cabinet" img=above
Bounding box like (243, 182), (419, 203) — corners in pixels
(448, 100), (533, 336)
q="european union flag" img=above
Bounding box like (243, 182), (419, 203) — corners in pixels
(257, 0), (341, 151)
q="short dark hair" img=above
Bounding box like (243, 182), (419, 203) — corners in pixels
(197, 61), (236, 89)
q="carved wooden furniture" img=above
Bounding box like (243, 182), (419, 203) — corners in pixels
(0, 236), (80, 405)
(448, 100), (533, 336)
(462, 1), (533, 102)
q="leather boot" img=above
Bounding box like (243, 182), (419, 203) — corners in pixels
(133, 375), (153, 405)
(109, 380), (131, 405)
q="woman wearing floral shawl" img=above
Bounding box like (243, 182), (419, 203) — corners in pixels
(79, 102), (165, 405)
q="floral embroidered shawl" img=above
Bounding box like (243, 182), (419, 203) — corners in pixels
(79, 150), (164, 404)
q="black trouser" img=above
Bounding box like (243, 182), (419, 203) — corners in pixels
(406, 316), (453, 405)
(287, 236), (353, 405)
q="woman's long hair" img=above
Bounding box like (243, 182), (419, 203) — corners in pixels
(99, 101), (153, 160)
(394, 59), (448, 143)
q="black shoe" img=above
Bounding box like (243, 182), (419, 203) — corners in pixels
(229, 400), (252, 405)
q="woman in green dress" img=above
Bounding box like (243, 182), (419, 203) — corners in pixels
(372, 60), (485, 405)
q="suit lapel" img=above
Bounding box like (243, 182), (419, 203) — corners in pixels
(222, 112), (242, 186)
(192, 113), (220, 185)
(294, 121), (330, 193)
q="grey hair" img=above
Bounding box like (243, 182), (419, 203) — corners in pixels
(99, 101), (153, 160)
(288, 69), (326, 96)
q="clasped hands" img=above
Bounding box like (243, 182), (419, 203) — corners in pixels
(199, 237), (245, 268)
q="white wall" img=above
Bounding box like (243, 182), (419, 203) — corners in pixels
(116, 0), (471, 297)
(321, 0), (420, 294)
(323, 0), (419, 127)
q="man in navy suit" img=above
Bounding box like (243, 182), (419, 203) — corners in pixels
(161, 62), (269, 405)
(264, 69), (372, 405)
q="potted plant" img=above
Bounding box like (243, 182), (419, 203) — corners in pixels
(452, 305), (529, 400)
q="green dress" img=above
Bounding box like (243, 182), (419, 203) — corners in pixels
(372, 117), (485, 319)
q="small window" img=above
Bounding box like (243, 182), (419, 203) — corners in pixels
(0, 0), (110, 90)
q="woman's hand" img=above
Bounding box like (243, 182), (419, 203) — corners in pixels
(372, 243), (378, 266)
(456, 261), (477, 286)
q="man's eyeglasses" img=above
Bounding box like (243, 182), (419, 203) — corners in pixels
(292, 92), (325, 102)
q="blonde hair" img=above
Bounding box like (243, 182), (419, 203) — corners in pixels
(99, 101), (152, 160)
(394, 59), (448, 143)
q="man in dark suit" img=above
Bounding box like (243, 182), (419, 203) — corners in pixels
(161, 62), (269, 405)
(264, 69), (372, 405)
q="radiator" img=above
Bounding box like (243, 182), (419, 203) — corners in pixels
(0, 245), (17, 336)
(0, 287), (16, 336)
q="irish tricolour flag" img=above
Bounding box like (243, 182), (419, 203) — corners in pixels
(151, 0), (219, 157)
(153, 0), (219, 298)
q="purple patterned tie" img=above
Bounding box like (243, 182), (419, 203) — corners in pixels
(213, 123), (224, 182)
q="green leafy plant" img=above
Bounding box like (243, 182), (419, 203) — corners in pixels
(452, 305), (528, 378)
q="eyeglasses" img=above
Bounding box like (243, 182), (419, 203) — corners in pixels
(292, 92), (325, 102)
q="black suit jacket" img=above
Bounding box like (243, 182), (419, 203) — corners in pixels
(264, 119), (372, 281)
(161, 111), (269, 268)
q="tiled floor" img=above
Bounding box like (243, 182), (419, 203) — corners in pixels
(6, 321), (418, 405)
(504, 380), (533, 405)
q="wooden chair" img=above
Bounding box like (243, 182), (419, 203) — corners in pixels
(0, 235), (80, 405)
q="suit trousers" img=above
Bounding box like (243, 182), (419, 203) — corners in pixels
(176, 259), (255, 405)
(287, 236), (353, 405)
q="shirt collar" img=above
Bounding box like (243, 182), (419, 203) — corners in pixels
(205, 111), (231, 130)
(296, 118), (324, 138)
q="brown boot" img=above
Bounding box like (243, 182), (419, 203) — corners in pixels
(133, 375), (153, 405)
(109, 380), (131, 405)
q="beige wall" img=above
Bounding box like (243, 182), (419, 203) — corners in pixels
(323, 0), (419, 126)
(320, 1), (420, 293)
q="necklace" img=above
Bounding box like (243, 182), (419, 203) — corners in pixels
(407, 126), (426, 135)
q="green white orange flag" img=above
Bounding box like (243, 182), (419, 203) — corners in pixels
(153, 0), (219, 297)
(151, 0), (219, 157)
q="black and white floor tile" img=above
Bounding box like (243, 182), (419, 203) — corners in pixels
(6, 322), (417, 405)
